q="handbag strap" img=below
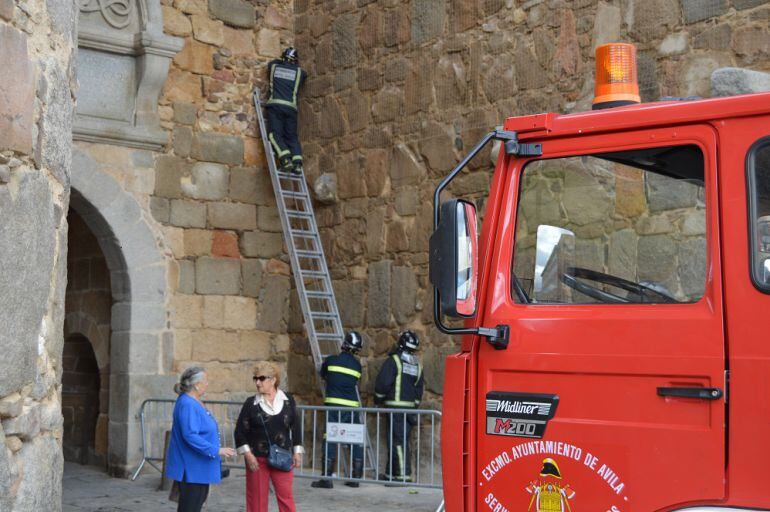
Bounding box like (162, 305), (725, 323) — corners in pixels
(258, 406), (275, 449)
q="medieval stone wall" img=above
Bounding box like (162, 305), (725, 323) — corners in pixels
(69, 0), (297, 473)
(0, 0), (77, 510)
(293, 0), (770, 402)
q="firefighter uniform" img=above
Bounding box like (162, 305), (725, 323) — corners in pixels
(374, 350), (425, 480)
(316, 350), (363, 487)
(266, 57), (307, 171)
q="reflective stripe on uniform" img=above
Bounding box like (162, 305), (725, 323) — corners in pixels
(324, 397), (360, 407)
(268, 133), (290, 157)
(392, 354), (402, 404)
(292, 155), (303, 161)
(384, 400), (415, 408)
(266, 98), (298, 110)
(327, 365), (361, 379)
(396, 445), (405, 478)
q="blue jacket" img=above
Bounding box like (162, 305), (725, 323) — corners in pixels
(165, 394), (221, 484)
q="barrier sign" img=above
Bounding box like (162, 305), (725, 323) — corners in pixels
(326, 422), (365, 444)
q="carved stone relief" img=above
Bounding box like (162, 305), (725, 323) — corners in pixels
(74, 0), (183, 150)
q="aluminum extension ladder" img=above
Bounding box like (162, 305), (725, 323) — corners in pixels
(253, 89), (377, 476)
(253, 88), (345, 372)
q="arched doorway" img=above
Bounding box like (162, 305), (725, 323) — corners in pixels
(63, 208), (113, 467)
(68, 148), (174, 476)
(62, 333), (102, 465)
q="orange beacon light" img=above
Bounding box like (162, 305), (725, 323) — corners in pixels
(593, 43), (641, 110)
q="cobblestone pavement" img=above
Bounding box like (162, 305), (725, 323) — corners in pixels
(62, 463), (444, 512)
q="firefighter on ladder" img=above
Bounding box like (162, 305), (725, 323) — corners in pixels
(374, 330), (425, 482)
(266, 47), (307, 175)
(312, 331), (365, 489)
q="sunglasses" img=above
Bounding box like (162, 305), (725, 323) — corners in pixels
(253, 375), (272, 382)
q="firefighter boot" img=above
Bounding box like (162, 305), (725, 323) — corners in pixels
(311, 458), (335, 489)
(345, 459), (363, 488)
(279, 155), (294, 173)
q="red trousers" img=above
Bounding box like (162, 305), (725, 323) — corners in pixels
(246, 457), (296, 512)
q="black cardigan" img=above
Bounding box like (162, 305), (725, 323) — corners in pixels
(234, 393), (302, 457)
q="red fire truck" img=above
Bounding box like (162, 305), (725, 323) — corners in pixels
(429, 44), (770, 511)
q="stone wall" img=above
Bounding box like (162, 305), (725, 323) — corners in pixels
(69, 0), (297, 474)
(0, 0), (77, 510)
(293, 0), (770, 401)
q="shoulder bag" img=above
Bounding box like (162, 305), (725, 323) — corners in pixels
(259, 410), (294, 472)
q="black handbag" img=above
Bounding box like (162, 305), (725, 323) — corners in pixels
(259, 412), (294, 472)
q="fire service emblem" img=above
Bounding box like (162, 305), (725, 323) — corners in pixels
(526, 458), (576, 512)
(485, 392), (559, 439)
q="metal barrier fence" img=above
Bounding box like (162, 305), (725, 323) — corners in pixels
(132, 399), (442, 490)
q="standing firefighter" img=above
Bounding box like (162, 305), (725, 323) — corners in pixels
(311, 331), (365, 489)
(375, 330), (425, 482)
(266, 47), (307, 174)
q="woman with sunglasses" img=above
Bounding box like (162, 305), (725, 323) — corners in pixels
(234, 361), (303, 512)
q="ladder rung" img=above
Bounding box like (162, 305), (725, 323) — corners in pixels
(276, 171), (304, 180)
(310, 312), (337, 319)
(301, 270), (326, 279)
(281, 191), (309, 200)
(295, 250), (323, 258)
(290, 229), (316, 237)
(316, 333), (343, 340)
(286, 210), (313, 218)
(306, 291), (333, 299)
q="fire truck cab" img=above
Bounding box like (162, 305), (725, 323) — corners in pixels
(429, 46), (770, 512)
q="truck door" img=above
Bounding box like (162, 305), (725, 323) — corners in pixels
(476, 125), (725, 511)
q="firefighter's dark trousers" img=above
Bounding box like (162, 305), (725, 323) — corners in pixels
(385, 411), (416, 480)
(324, 409), (363, 474)
(266, 104), (302, 167)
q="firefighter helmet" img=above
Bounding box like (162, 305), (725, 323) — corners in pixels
(282, 47), (299, 64)
(539, 458), (562, 479)
(342, 331), (363, 352)
(398, 330), (420, 352)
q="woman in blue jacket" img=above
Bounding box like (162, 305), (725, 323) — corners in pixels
(166, 366), (236, 512)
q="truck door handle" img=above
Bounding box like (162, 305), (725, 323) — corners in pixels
(657, 386), (723, 400)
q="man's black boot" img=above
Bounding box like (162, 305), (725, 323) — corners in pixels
(345, 459), (363, 488)
(311, 458), (335, 489)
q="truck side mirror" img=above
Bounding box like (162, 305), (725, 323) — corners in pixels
(429, 199), (479, 318)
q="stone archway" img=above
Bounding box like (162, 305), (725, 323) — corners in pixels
(69, 148), (175, 476)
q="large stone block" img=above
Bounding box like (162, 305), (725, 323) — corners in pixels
(0, 0), (13, 21)
(182, 162), (229, 200)
(229, 167), (259, 204)
(0, 172), (56, 396)
(192, 133), (244, 165)
(196, 257), (242, 295)
(678, 237), (707, 298)
(593, 1), (621, 49)
(0, 26), (33, 154)
(162, 5), (193, 36)
(391, 266), (417, 324)
(313, 173), (338, 204)
(631, 0), (679, 40)
(170, 199), (207, 228)
(208, 202), (257, 230)
(242, 259), (264, 298)
(646, 173), (698, 212)
(367, 260), (392, 327)
(8, 435), (62, 511)
(390, 143), (423, 187)
(412, 0), (446, 44)
(223, 296), (257, 330)
(332, 13), (358, 69)
(240, 231), (283, 258)
(682, 0), (728, 24)
(174, 39), (214, 75)
(191, 15), (224, 46)
(257, 206), (282, 232)
(209, 0), (256, 28)
(608, 229), (638, 282)
(637, 235), (677, 282)
(257, 275), (290, 333)
(712, 67), (770, 96)
(333, 280), (365, 327)
(155, 156), (191, 198)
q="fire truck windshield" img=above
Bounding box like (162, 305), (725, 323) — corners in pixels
(511, 144), (706, 305)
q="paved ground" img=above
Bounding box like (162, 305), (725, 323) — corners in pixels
(62, 462), (444, 511)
